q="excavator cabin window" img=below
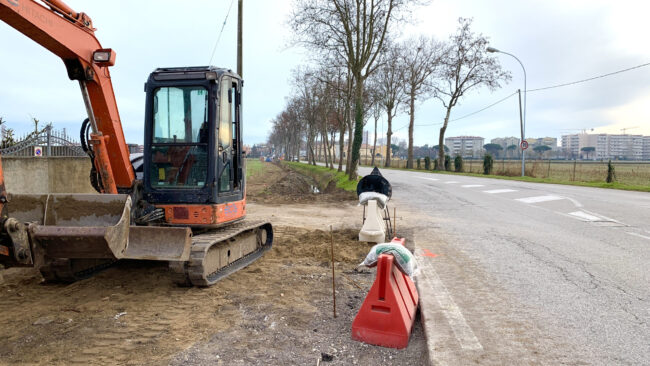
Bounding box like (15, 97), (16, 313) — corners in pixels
(150, 86), (209, 188)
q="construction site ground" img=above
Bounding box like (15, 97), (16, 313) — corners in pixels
(0, 162), (427, 365)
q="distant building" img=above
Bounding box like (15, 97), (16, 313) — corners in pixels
(527, 137), (558, 150)
(445, 136), (484, 158)
(127, 144), (143, 154)
(491, 137), (520, 150)
(561, 133), (647, 160)
(561, 134), (581, 158)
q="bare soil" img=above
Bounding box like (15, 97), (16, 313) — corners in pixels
(247, 162), (356, 204)
(0, 165), (427, 365)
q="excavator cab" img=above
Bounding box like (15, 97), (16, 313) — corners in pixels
(141, 67), (247, 227)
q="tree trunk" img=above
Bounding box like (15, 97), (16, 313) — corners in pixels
(349, 77), (364, 180)
(438, 106), (452, 169)
(385, 111), (393, 168)
(346, 116), (353, 174)
(338, 127), (345, 172)
(371, 116), (378, 167)
(329, 130), (336, 169)
(323, 130), (330, 168)
(406, 93), (415, 169)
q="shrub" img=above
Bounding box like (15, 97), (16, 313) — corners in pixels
(444, 155), (451, 171)
(606, 160), (616, 183)
(454, 155), (463, 172)
(483, 154), (493, 175)
(424, 156), (431, 170)
(416, 158), (421, 170)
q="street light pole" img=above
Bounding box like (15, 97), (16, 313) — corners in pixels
(487, 47), (527, 177)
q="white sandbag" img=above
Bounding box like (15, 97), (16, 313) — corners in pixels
(358, 192), (389, 209)
(360, 242), (416, 277)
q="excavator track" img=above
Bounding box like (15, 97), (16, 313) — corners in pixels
(170, 220), (273, 287)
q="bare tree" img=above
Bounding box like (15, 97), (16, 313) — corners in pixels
(434, 18), (511, 169)
(366, 83), (383, 167)
(290, 0), (423, 179)
(372, 44), (405, 168)
(400, 36), (444, 169)
(32, 117), (40, 134)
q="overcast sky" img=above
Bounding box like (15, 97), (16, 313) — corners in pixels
(1, 0), (649, 147)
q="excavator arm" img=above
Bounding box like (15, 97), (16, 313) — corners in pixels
(0, 0), (134, 192)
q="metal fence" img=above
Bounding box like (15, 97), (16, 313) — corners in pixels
(0, 125), (85, 157)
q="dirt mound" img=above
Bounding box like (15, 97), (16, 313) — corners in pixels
(0, 226), (426, 365)
(247, 162), (356, 204)
(270, 227), (371, 264)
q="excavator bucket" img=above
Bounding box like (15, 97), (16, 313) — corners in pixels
(7, 193), (132, 260)
(2, 193), (192, 268)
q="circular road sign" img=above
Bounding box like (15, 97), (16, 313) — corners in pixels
(520, 140), (529, 150)
(34, 146), (43, 157)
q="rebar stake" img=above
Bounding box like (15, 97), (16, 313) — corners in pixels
(393, 207), (397, 237)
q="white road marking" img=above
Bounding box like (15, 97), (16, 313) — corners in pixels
(626, 232), (650, 240)
(483, 189), (517, 194)
(564, 196), (584, 208)
(445, 181), (459, 184)
(568, 211), (602, 221)
(416, 248), (483, 351)
(515, 195), (564, 204)
(416, 177), (439, 181)
(581, 209), (627, 226)
(461, 184), (484, 188)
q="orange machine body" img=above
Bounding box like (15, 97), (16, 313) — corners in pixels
(0, 0), (134, 190)
(158, 200), (246, 227)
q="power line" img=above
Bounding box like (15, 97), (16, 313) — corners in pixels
(528, 61), (650, 92)
(392, 91), (517, 132)
(208, 0), (236, 65)
(450, 91), (518, 121)
(386, 60), (650, 134)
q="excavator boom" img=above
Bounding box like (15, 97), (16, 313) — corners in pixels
(0, 0), (134, 191)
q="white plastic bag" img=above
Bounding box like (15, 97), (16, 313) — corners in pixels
(360, 242), (416, 277)
(358, 192), (389, 209)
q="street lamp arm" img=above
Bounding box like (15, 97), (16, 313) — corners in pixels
(487, 46), (528, 177)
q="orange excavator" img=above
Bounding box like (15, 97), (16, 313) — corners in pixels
(0, 0), (272, 286)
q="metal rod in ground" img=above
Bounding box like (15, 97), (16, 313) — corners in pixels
(390, 207), (397, 240)
(330, 225), (336, 318)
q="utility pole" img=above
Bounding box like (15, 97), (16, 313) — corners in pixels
(237, 0), (243, 77)
(518, 89), (525, 176)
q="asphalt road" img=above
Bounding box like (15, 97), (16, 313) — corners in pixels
(358, 166), (649, 365)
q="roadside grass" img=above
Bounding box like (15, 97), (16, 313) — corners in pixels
(364, 163), (650, 193)
(284, 161), (359, 192)
(246, 159), (266, 179)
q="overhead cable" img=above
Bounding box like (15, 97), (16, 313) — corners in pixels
(208, 0), (236, 65)
(527, 61), (650, 92)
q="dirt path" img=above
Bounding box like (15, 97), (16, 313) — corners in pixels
(0, 162), (427, 365)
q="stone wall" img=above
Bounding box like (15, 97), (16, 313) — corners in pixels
(2, 157), (96, 194)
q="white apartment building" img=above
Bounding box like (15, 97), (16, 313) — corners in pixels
(445, 136), (484, 158)
(561, 134), (581, 158)
(562, 133), (647, 160)
(491, 137), (520, 150)
(527, 137), (558, 150)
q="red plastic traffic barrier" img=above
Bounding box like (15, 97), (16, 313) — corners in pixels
(389, 237), (405, 247)
(351, 252), (419, 349)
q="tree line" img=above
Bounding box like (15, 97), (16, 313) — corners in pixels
(268, 0), (510, 181)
